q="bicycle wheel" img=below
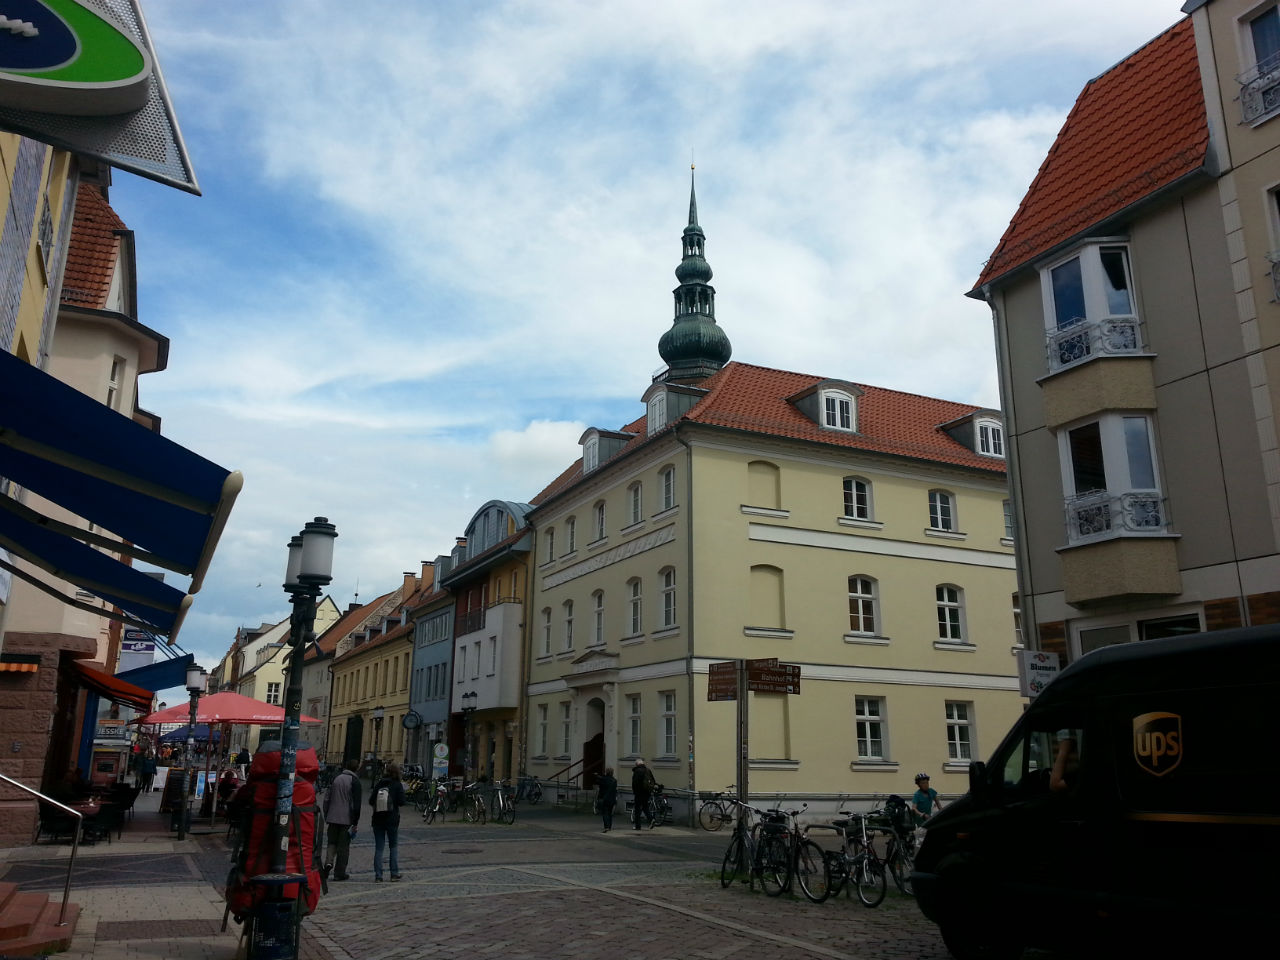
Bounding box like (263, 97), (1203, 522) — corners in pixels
(824, 850), (848, 896)
(758, 835), (790, 897)
(887, 840), (915, 896)
(700, 800), (727, 832)
(794, 839), (831, 903)
(501, 803), (516, 825)
(477, 800), (487, 825)
(720, 832), (744, 888)
(854, 854), (887, 907)
(422, 804), (436, 825)
(529, 784), (542, 805)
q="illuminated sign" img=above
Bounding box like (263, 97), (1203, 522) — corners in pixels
(0, 0), (152, 116)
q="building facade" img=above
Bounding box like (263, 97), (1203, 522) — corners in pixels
(524, 179), (1024, 804)
(973, 3), (1280, 667)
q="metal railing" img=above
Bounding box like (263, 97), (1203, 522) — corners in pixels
(1064, 489), (1167, 543)
(1046, 314), (1142, 372)
(0, 773), (80, 925)
(1238, 50), (1280, 123)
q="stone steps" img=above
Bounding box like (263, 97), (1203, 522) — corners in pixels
(0, 880), (80, 956)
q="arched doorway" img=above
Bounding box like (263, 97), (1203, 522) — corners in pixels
(582, 697), (605, 789)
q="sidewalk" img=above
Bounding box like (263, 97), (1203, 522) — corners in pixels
(0, 785), (243, 960)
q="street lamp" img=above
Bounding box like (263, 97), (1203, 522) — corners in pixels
(177, 663), (206, 840)
(371, 706), (384, 779)
(270, 518), (337, 876)
(460, 691), (477, 779)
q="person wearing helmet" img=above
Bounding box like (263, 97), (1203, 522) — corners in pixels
(912, 773), (941, 824)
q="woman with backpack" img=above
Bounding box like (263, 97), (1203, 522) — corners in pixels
(369, 762), (407, 882)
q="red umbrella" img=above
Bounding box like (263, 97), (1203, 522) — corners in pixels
(132, 691), (318, 725)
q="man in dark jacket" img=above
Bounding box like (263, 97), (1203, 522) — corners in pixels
(596, 767), (618, 833)
(322, 759), (361, 881)
(631, 758), (655, 830)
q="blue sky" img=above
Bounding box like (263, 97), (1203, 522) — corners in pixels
(113, 0), (1186, 702)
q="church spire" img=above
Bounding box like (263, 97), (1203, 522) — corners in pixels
(658, 166), (732, 384)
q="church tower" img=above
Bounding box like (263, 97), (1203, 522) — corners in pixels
(657, 168), (732, 384)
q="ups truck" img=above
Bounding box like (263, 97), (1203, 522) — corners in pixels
(912, 624), (1279, 958)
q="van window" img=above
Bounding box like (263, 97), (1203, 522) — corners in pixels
(993, 711), (1085, 798)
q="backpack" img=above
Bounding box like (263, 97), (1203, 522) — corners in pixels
(375, 786), (390, 813)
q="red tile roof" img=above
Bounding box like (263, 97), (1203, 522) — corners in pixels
(974, 18), (1207, 289)
(304, 590), (395, 663)
(61, 184), (127, 309)
(531, 361), (1003, 506)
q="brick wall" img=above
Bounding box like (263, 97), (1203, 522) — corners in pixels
(1247, 591), (1280, 625)
(1204, 596), (1244, 631)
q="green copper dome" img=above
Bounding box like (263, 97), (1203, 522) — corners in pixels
(658, 169), (732, 383)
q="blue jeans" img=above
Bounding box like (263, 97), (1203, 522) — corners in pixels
(372, 819), (399, 879)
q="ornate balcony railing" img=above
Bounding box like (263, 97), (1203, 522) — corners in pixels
(1064, 489), (1168, 544)
(1046, 314), (1142, 372)
(1238, 52), (1280, 123)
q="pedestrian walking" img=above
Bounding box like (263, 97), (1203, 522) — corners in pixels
(595, 767), (618, 833)
(136, 750), (157, 793)
(631, 758), (655, 830)
(370, 761), (407, 882)
(322, 759), (361, 881)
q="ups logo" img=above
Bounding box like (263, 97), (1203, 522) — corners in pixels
(1133, 711), (1182, 777)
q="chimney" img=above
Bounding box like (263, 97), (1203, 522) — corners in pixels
(347, 602), (361, 612)
(455, 537), (467, 548)
(421, 559), (434, 585)
(403, 571), (415, 596)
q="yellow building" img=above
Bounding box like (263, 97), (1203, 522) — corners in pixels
(524, 179), (1024, 808)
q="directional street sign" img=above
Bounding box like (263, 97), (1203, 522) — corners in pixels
(746, 660), (801, 695)
(707, 660), (738, 701)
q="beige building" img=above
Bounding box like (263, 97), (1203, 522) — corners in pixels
(524, 180), (1023, 806)
(972, 3), (1280, 666)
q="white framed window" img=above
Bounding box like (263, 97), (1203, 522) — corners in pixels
(928, 490), (956, 531)
(457, 646), (467, 682)
(937, 584), (964, 642)
(660, 690), (677, 757)
(540, 608), (551, 657)
(562, 600), (574, 651)
(847, 575), (877, 635)
(594, 501), (607, 541)
(977, 419), (1004, 458)
(1041, 243), (1140, 371)
(266, 682), (281, 705)
(628, 579), (643, 635)
(472, 641), (481, 678)
(584, 436), (599, 472)
(545, 527), (555, 563)
(1002, 499), (1015, 541)
(488, 637), (497, 675)
(628, 482), (643, 525)
(1073, 609), (1202, 658)
(592, 590), (605, 646)
(627, 694), (642, 756)
(660, 567), (677, 628)
(842, 476), (872, 520)
(106, 356), (124, 411)
(565, 516), (576, 553)
(559, 701), (571, 755)
(661, 466), (676, 511)
(1012, 593), (1024, 647)
(946, 701), (973, 760)
(647, 392), (667, 435)
(855, 696), (885, 760)
(821, 389), (855, 431)
(536, 703), (548, 756)
(1058, 413), (1166, 544)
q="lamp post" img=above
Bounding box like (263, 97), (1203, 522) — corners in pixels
(460, 691), (477, 779)
(271, 518), (337, 876)
(371, 706), (384, 781)
(177, 664), (206, 840)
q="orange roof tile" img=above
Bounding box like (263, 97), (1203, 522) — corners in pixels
(974, 18), (1207, 289)
(61, 184), (127, 309)
(530, 361), (1003, 507)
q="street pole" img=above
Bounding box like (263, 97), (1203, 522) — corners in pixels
(270, 518), (337, 876)
(177, 664), (206, 841)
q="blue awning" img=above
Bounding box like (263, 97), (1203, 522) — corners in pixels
(117, 653), (194, 693)
(0, 351), (241, 638)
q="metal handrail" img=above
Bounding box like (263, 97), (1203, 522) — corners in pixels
(0, 773), (80, 925)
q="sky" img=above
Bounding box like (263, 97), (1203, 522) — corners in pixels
(113, 0), (1188, 704)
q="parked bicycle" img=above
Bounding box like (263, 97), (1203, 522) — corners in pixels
(461, 780), (487, 824)
(422, 777), (453, 824)
(515, 774), (543, 804)
(644, 783), (672, 828)
(697, 787), (737, 832)
(869, 794), (917, 896)
(756, 804), (828, 902)
(824, 810), (887, 907)
(490, 778), (516, 825)
(718, 798), (782, 891)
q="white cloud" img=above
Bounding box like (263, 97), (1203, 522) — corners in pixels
(112, 0), (1181, 663)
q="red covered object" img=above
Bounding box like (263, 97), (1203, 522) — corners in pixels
(225, 743), (324, 918)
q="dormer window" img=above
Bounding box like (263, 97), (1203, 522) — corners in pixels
(976, 419), (1004, 458)
(822, 390), (855, 432)
(647, 392), (667, 436)
(584, 436), (599, 472)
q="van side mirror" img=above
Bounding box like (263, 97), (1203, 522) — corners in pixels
(968, 760), (989, 798)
